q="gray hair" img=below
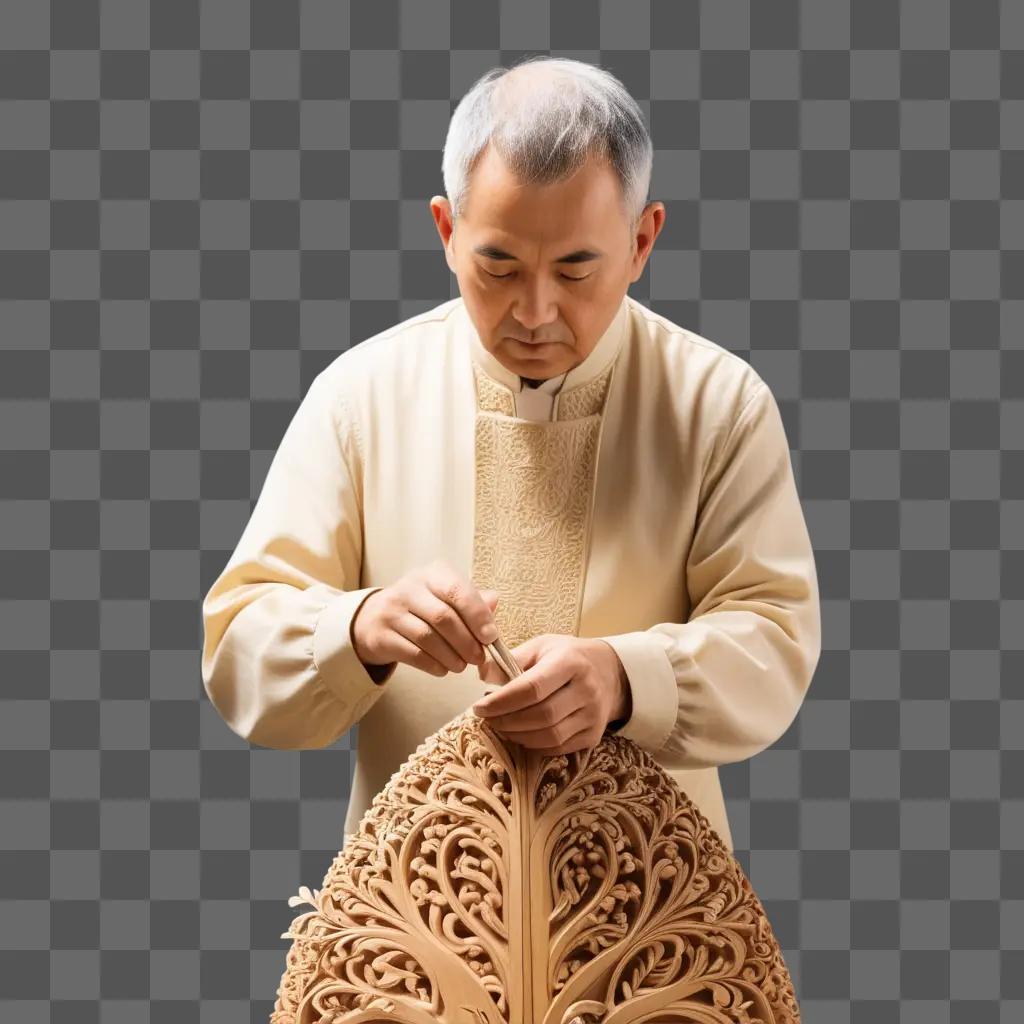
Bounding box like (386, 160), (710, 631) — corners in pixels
(442, 56), (654, 237)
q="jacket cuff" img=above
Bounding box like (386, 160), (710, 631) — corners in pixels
(598, 630), (678, 755)
(312, 587), (398, 712)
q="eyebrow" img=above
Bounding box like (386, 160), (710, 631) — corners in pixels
(472, 244), (604, 264)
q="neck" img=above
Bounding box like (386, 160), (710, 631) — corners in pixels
(521, 376), (546, 388)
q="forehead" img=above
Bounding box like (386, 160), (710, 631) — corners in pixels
(462, 145), (623, 241)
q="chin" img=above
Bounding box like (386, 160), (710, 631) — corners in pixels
(506, 350), (564, 373)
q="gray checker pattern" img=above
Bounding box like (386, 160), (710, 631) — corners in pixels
(1, 1), (1023, 1022)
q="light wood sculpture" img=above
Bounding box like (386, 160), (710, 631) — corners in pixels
(268, 691), (802, 1022)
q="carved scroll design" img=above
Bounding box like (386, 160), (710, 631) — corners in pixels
(269, 711), (800, 1023)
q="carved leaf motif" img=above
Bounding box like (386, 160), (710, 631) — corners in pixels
(269, 710), (801, 1023)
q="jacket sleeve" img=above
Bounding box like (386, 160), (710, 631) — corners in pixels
(600, 380), (822, 769)
(200, 370), (397, 750)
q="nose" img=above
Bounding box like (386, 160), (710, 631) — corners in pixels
(512, 282), (559, 332)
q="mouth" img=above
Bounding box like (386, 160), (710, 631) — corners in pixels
(506, 337), (558, 349)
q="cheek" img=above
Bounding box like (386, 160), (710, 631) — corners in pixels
(462, 271), (494, 297)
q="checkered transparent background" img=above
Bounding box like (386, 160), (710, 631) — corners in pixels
(1, 1), (1023, 1021)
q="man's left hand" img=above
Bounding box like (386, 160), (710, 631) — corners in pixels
(471, 633), (632, 756)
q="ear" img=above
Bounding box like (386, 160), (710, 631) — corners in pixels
(430, 196), (456, 272)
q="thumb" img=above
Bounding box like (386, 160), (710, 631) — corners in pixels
(479, 634), (545, 684)
(476, 590), (502, 684)
(507, 633), (549, 675)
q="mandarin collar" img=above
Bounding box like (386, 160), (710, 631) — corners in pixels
(460, 294), (630, 397)
(522, 371), (567, 393)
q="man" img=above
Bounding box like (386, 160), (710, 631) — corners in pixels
(201, 57), (821, 855)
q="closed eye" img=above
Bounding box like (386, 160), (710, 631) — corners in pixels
(484, 270), (590, 282)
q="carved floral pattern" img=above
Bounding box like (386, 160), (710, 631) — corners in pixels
(269, 711), (800, 1023)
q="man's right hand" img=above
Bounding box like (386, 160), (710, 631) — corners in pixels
(350, 560), (500, 679)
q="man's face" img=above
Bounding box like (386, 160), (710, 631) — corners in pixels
(431, 143), (664, 380)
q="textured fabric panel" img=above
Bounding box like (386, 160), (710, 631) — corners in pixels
(470, 361), (617, 651)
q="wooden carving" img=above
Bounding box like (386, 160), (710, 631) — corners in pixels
(268, 707), (800, 1023)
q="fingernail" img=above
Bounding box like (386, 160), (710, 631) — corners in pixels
(481, 623), (498, 642)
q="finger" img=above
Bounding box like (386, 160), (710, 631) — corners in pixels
(394, 610), (469, 673)
(405, 589), (486, 668)
(471, 657), (570, 718)
(498, 634), (551, 677)
(508, 636), (546, 673)
(496, 707), (594, 752)
(477, 652), (505, 683)
(427, 567), (500, 648)
(480, 683), (583, 733)
(383, 628), (449, 677)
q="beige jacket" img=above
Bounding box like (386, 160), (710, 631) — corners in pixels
(201, 293), (822, 853)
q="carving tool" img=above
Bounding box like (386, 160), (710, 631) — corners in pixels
(481, 630), (522, 693)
